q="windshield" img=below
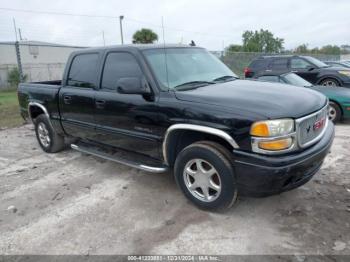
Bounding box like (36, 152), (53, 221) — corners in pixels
(282, 73), (313, 87)
(304, 56), (328, 68)
(143, 48), (237, 90)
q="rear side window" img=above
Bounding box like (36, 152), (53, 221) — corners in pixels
(269, 58), (288, 70)
(68, 54), (99, 88)
(101, 52), (143, 90)
(291, 58), (312, 69)
(257, 76), (280, 83)
(249, 59), (269, 69)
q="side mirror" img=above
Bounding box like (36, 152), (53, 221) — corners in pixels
(307, 66), (315, 71)
(116, 77), (151, 95)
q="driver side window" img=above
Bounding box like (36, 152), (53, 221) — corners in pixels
(101, 52), (143, 91)
(291, 58), (312, 69)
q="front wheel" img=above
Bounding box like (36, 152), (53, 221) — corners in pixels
(328, 102), (342, 123)
(174, 141), (238, 211)
(320, 78), (340, 87)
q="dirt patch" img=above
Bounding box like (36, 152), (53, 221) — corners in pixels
(0, 123), (349, 255)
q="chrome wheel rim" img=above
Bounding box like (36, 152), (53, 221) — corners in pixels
(38, 122), (50, 147)
(328, 105), (337, 121)
(322, 80), (337, 87)
(183, 159), (221, 202)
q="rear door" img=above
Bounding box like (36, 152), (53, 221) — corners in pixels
(93, 51), (160, 159)
(247, 59), (269, 78)
(267, 57), (289, 73)
(59, 53), (100, 139)
(289, 57), (318, 83)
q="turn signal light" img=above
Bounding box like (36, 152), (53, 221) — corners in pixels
(258, 138), (292, 151)
(250, 122), (270, 137)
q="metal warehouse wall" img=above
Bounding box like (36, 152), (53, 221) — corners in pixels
(0, 42), (84, 88)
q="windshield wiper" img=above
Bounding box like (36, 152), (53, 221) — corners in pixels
(212, 75), (238, 82)
(174, 81), (215, 91)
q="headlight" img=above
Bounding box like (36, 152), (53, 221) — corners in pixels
(250, 119), (295, 153)
(338, 70), (350, 77)
(250, 119), (294, 137)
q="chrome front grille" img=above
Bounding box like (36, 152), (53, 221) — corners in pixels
(296, 105), (328, 148)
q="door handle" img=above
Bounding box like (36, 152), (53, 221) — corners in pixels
(291, 70), (298, 73)
(63, 95), (72, 104)
(95, 100), (106, 108)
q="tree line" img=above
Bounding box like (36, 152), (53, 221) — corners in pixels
(132, 28), (349, 55)
(225, 29), (349, 55)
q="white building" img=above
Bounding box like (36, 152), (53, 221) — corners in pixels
(0, 41), (85, 88)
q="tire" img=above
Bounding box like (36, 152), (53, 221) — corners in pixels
(328, 102), (342, 123)
(174, 141), (237, 211)
(34, 114), (65, 153)
(319, 78), (340, 87)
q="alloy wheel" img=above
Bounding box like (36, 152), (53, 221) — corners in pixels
(37, 122), (51, 147)
(322, 80), (338, 87)
(183, 158), (221, 202)
(328, 105), (337, 121)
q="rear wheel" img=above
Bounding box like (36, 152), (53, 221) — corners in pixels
(34, 114), (65, 153)
(174, 141), (237, 211)
(320, 78), (340, 87)
(328, 102), (342, 123)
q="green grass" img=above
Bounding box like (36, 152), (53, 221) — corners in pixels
(0, 89), (25, 129)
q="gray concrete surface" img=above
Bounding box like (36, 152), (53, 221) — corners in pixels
(0, 123), (349, 255)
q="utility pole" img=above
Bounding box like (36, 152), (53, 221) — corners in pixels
(13, 18), (24, 82)
(12, 18), (18, 41)
(102, 30), (106, 46)
(119, 15), (124, 44)
(222, 40), (225, 58)
(18, 28), (23, 41)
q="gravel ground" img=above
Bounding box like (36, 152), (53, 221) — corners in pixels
(0, 123), (349, 255)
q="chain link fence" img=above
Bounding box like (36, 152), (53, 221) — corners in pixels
(0, 63), (66, 89)
(0, 51), (343, 89)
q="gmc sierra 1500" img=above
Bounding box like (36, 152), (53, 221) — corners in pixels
(18, 45), (334, 210)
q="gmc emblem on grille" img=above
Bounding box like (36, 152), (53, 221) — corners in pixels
(313, 118), (326, 131)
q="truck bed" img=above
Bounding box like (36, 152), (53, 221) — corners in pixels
(17, 80), (62, 121)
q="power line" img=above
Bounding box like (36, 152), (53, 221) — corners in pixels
(0, 7), (233, 39)
(0, 7), (117, 19)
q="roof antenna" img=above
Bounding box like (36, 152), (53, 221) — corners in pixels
(161, 16), (170, 89)
(189, 40), (196, 46)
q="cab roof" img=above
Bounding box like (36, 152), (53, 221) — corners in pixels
(72, 44), (202, 54)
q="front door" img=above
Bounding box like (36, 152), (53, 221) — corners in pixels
(59, 53), (99, 139)
(93, 52), (160, 159)
(290, 57), (318, 84)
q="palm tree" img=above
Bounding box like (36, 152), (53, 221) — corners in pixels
(132, 28), (158, 44)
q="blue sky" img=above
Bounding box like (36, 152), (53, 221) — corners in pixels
(0, 0), (349, 50)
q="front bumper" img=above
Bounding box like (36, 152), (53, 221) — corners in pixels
(342, 81), (350, 88)
(340, 103), (350, 119)
(232, 121), (335, 197)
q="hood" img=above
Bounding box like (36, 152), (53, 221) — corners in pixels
(323, 66), (350, 72)
(311, 85), (350, 100)
(175, 79), (327, 119)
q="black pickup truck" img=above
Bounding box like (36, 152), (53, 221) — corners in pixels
(18, 45), (334, 210)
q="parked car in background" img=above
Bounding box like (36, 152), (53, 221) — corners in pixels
(17, 45), (334, 210)
(324, 61), (350, 68)
(254, 72), (350, 123)
(245, 55), (350, 87)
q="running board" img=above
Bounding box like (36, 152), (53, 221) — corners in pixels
(71, 143), (168, 173)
